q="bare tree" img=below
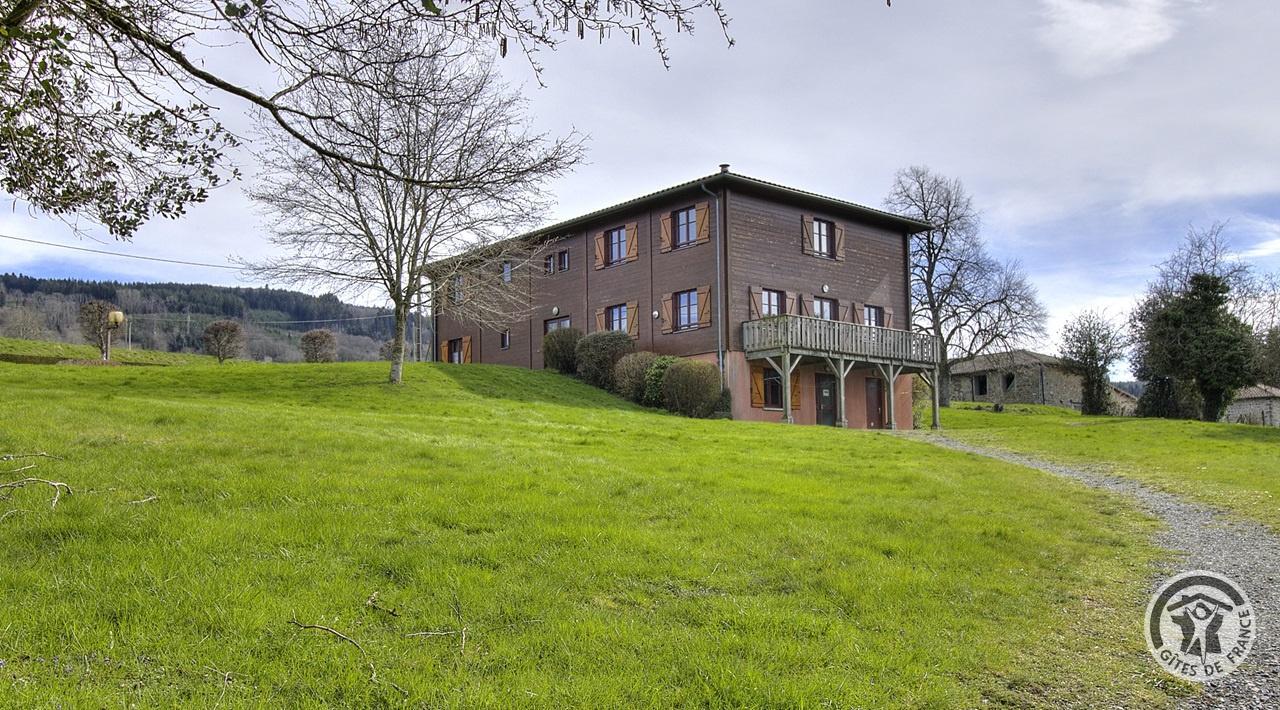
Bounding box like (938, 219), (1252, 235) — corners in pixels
(885, 166), (1047, 406)
(1154, 221), (1279, 333)
(1058, 309), (1128, 415)
(77, 299), (116, 359)
(245, 29), (582, 384)
(202, 319), (244, 364)
(1, 0), (730, 237)
(0, 306), (47, 339)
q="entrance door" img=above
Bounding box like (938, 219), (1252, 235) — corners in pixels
(865, 378), (885, 429)
(815, 374), (838, 426)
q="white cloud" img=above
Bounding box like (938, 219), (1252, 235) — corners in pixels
(1038, 0), (1194, 77)
(1237, 216), (1280, 260)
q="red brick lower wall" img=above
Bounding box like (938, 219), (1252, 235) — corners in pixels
(723, 350), (913, 429)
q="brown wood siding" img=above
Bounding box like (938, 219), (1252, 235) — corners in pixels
(433, 183), (910, 378)
(724, 190), (909, 351)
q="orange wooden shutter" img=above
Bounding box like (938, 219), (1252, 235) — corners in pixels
(660, 293), (673, 334)
(695, 202), (711, 244)
(885, 308), (895, 328)
(853, 302), (864, 324)
(696, 286), (711, 328)
(749, 286), (763, 319)
(439, 339), (447, 362)
(800, 215), (814, 255)
(626, 301), (638, 338)
(790, 373), (801, 410)
(595, 307), (606, 332)
(839, 302), (851, 322)
(785, 291), (798, 316)
(659, 214), (673, 252)
(750, 366), (765, 408)
(625, 223), (639, 261)
(462, 335), (472, 363)
(834, 224), (847, 261)
(593, 231), (605, 269)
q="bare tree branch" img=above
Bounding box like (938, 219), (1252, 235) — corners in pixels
(885, 165), (1048, 406)
(243, 27), (584, 384)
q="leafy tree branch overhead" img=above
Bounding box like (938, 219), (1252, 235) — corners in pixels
(0, 0), (733, 238)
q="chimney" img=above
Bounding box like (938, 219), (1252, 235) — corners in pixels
(719, 163), (730, 173)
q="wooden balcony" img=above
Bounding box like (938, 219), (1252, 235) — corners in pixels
(742, 315), (939, 371)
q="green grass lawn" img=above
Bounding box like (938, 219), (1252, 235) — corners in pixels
(1, 340), (1186, 707)
(940, 402), (1280, 533)
(0, 336), (210, 366)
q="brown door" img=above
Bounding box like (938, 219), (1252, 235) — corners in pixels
(865, 378), (885, 429)
(815, 374), (837, 426)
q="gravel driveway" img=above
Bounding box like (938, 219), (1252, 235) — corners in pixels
(908, 433), (1279, 709)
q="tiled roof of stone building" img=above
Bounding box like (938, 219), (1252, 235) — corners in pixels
(949, 349), (1066, 375)
(1235, 384), (1280, 400)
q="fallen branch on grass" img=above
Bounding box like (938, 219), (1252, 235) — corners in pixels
(288, 619), (407, 697)
(127, 495), (159, 505)
(0, 452), (64, 462)
(0, 477), (73, 509)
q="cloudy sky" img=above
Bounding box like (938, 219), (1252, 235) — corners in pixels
(4, 0), (1279, 362)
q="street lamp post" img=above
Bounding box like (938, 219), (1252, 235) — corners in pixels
(105, 310), (126, 361)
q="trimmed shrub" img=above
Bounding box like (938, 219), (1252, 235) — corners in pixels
(300, 329), (337, 363)
(642, 355), (677, 408)
(542, 327), (582, 374)
(575, 330), (635, 390)
(662, 359), (722, 418)
(613, 351), (658, 404)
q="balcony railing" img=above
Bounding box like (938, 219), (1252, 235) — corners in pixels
(742, 315), (939, 368)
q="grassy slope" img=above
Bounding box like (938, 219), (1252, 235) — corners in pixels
(0, 356), (1184, 708)
(0, 336), (210, 366)
(941, 403), (1280, 532)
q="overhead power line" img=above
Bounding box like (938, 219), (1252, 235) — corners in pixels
(0, 233), (240, 270)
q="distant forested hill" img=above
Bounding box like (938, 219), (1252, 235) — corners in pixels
(0, 274), (404, 361)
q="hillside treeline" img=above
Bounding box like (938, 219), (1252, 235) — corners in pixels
(0, 274), (406, 361)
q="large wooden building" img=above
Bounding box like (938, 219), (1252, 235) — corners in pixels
(433, 166), (940, 428)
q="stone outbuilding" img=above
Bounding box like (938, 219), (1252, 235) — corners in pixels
(1221, 384), (1280, 426)
(950, 349), (1132, 414)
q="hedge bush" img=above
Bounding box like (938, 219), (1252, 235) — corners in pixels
(542, 327), (582, 374)
(300, 329), (337, 363)
(642, 355), (677, 408)
(661, 359), (722, 418)
(574, 330), (635, 390)
(613, 351), (658, 404)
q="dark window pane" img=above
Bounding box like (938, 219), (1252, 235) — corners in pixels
(762, 289), (784, 317)
(607, 227), (627, 265)
(814, 297), (834, 320)
(674, 207), (696, 246)
(606, 304), (628, 332)
(764, 370), (783, 409)
(676, 289), (697, 330)
(558, 250), (570, 271)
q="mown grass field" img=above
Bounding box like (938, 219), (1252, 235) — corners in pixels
(0, 336), (210, 366)
(0, 339), (1188, 708)
(941, 402), (1280, 532)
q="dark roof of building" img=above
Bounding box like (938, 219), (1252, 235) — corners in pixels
(1109, 385), (1139, 402)
(949, 349), (1066, 375)
(1235, 383), (1280, 400)
(427, 166), (931, 273)
(524, 167), (932, 243)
